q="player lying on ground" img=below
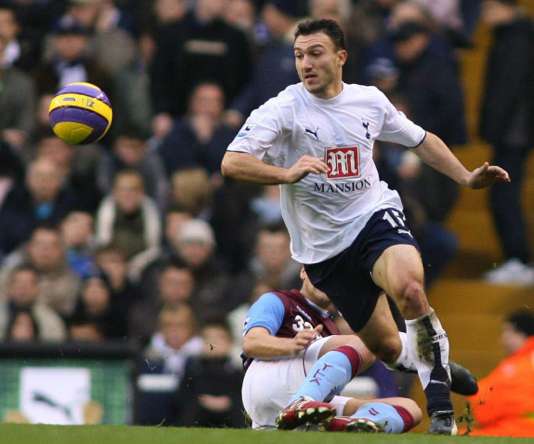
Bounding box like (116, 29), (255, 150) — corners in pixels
(242, 269), (475, 431)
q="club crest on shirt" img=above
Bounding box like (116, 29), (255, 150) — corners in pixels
(237, 123), (256, 138)
(324, 146), (360, 179)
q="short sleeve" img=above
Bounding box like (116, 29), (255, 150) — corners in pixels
(377, 90), (426, 148)
(243, 292), (285, 336)
(226, 98), (286, 160)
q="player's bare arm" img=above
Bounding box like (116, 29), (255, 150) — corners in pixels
(413, 131), (510, 188)
(221, 151), (329, 184)
(243, 325), (323, 358)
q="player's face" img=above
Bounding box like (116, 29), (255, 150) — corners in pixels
(294, 32), (347, 99)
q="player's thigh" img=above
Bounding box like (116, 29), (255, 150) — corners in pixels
(371, 244), (424, 298)
(242, 358), (304, 428)
(317, 335), (375, 372)
(356, 293), (401, 364)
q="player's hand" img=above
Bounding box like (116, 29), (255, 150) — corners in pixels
(466, 162), (510, 189)
(289, 325), (323, 355)
(285, 155), (329, 183)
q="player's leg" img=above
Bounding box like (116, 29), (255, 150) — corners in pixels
(325, 396), (422, 433)
(276, 335), (375, 430)
(371, 243), (455, 434)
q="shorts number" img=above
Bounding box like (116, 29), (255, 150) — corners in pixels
(382, 209), (413, 237)
(383, 209), (407, 228)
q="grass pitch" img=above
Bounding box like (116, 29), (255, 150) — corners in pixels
(2, 424), (532, 444)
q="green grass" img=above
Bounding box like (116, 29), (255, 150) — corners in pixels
(1, 425), (532, 444)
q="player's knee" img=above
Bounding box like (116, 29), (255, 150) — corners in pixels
(374, 335), (401, 364)
(397, 280), (427, 315)
(343, 337), (375, 371)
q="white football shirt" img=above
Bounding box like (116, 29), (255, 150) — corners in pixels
(227, 82), (426, 264)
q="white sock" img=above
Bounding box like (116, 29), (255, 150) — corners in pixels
(393, 332), (413, 370)
(405, 309), (450, 389)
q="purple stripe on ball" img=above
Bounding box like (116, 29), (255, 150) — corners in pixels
(57, 83), (111, 106)
(50, 107), (109, 143)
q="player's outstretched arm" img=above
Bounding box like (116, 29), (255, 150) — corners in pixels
(221, 151), (329, 184)
(243, 326), (323, 358)
(412, 132), (510, 189)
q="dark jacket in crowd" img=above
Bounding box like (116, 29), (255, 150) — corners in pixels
(0, 185), (77, 256)
(173, 356), (245, 428)
(396, 47), (467, 146)
(479, 17), (534, 147)
(150, 12), (252, 116)
(230, 38), (299, 117)
(158, 119), (236, 176)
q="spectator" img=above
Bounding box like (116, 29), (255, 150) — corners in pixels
(68, 270), (128, 340)
(248, 223), (301, 289)
(225, 1), (300, 127)
(35, 130), (103, 212)
(0, 5), (37, 71)
(0, 34), (36, 151)
(94, 244), (140, 321)
(468, 309), (534, 437)
(92, 0), (137, 76)
(97, 127), (168, 206)
(162, 207), (193, 252)
(129, 262), (195, 344)
(33, 19), (111, 97)
(0, 158), (76, 257)
(144, 305), (203, 378)
(173, 219), (243, 318)
(5, 311), (39, 342)
(479, 0), (534, 285)
(153, 0), (189, 27)
(158, 83), (236, 177)
(0, 265), (66, 341)
(60, 210), (95, 279)
(169, 168), (213, 218)
(223, 0), (257, 43)
(0, 225), (80, 317)
(392, 21), (467, 146)
(149, 0), (252, 135)
(174, 318), (245, 427)
(95, 170), (161, 281)
(112, 31), (155, 138)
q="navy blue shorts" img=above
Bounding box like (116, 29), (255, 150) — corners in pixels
(304, 208), (420, 332)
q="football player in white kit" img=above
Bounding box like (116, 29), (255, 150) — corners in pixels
(221, 19), (510, 434)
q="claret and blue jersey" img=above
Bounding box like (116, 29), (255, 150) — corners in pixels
(243, 289), (339, 341)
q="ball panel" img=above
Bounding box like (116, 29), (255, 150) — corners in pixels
(52, 121), (94, 145)
(49, 93), (113, 124)
(57, 82), (112, 106)
(49, 106), (109, 142)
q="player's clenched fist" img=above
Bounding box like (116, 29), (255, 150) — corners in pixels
(285, 155), (329, 183)
(289, 325), (323, 355)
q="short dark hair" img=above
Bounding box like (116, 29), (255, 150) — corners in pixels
(294, 19), (346, 50)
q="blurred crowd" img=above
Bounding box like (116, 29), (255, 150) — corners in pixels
(0, 0), (531, 428)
